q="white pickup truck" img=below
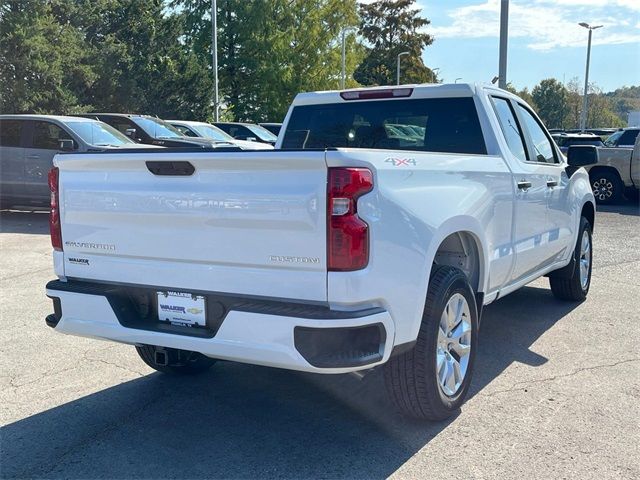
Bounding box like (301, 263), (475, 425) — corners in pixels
(45, 84), (597, 420)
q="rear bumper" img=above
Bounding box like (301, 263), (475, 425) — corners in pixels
(45, 280), (394, 373)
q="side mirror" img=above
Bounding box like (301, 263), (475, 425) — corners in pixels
(567, 145), (598, 167)
(125, 128), (137, 138)
(59, 139), (75, 151)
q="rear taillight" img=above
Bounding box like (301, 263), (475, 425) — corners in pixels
(48, 167), (62, 251)
(327, 168), (373, 271)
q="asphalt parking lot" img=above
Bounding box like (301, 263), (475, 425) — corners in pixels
(1, 203), (639, 480)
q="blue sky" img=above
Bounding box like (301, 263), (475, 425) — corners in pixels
(415, 0), (640, 92)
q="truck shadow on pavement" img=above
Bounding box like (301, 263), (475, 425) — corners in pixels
(0, 209), (50, 234)
(595, 202), (639, 217)
(2, 285), (581, 479)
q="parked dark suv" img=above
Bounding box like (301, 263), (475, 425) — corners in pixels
(213, 122), (278, 146)
(551, 133), (604, 154)
(76, 114), (237, 149)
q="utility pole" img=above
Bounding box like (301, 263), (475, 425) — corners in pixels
(396, 51), (409, 85)
(579, 23), (602, 131)
(498, 0), (509, 89)
(211, 0), (219, 121)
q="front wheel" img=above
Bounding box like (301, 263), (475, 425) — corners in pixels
(135, 345), (216, 374)
(549, 216), (592, 301)
(384, 266), (478, 421)
(590, 170), (623, 204)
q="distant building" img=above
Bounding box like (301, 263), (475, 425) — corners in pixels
(629, 111), (640, 127)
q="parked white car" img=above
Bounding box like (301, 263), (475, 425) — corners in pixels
(167, 120), (274, 150)
(45, 84), (597, 420)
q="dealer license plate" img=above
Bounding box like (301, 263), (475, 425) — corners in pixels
(157, 291), (206, 328)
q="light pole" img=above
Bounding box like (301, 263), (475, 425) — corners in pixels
(498, 0), (509, 89)
(396, 51), (410, 85)
(455, 77), (462, 83)
(211, 0), (219, 122)
(341, 27), (356, 90)
(579, 22), (602, 131)
(431, 67), (440, 82)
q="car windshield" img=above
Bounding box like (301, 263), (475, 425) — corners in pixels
(245, 124), (278, 142)
(66, 121), (136, 146)
(135, 117), (183, 139)
(191, 124), (234, 142)
(604, 130), (623, 147)
(281, 97), (487, 154)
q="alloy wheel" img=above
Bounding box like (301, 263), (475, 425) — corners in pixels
(592, 178), (613, 201)
(436, 293), (472, 397)
(579, 229), (591, 290)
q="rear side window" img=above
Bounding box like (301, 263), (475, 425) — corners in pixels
(619, 129), (639, 146)
(491, 97), (527, 162)
(282, 97), (487, 154)
(31, 121), (73, 150)
(225, 125), (251, 138)
(174, 125), (197, 137)
(104, 117), (137, 136)
(0, 120), (23, 147)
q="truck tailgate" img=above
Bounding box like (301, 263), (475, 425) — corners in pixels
(56, 151), (328, 302)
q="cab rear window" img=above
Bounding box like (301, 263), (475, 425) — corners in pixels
(281, 97), (487, 154)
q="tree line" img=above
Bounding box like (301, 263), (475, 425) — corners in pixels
(1, 0), (636, 126)
(0, 0), (435, 121)
(508, 80), (637, 130)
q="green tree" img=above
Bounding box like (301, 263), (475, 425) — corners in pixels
(585, 84), (625, 128)
(605, 86), (640, 125)
(504, 83), (536, 109)
(563, 78), (625, 129)
(354, 0), (435, 86)
(175, 0), (362, 122)
(0, 0), (95, 113)
(66, 0), (213, 119)
(1, 0), (214, 118)
(531, 78), (568, 129)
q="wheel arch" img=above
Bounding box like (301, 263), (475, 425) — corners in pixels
(581, 200), (595, 231)
(425, 218), (490, 296)
(588, 165), (623, 183)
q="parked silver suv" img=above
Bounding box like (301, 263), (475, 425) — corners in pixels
(0, 114), (150, 208)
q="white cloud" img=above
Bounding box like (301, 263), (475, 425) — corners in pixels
(428, 0), (640, 50)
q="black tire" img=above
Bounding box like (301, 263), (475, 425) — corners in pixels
(549, 216), (592, 301)
(384, 266), (479, 421)
(135, 345), (216, 374)
(590, 169), (623, 204)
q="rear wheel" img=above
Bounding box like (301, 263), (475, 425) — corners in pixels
(549, 216), (592, 301)
(135, 345), (216, 374)
(590, 170), (623, 204)
(384, 266), (478, 420)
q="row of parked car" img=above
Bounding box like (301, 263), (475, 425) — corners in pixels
(0, 112), (638, 208)
(549, 128), (640, 203)
(0, 113), (282, 208)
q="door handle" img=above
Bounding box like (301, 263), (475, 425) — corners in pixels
(517, 180), (532, 191)
(546, 180), (558, 188)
